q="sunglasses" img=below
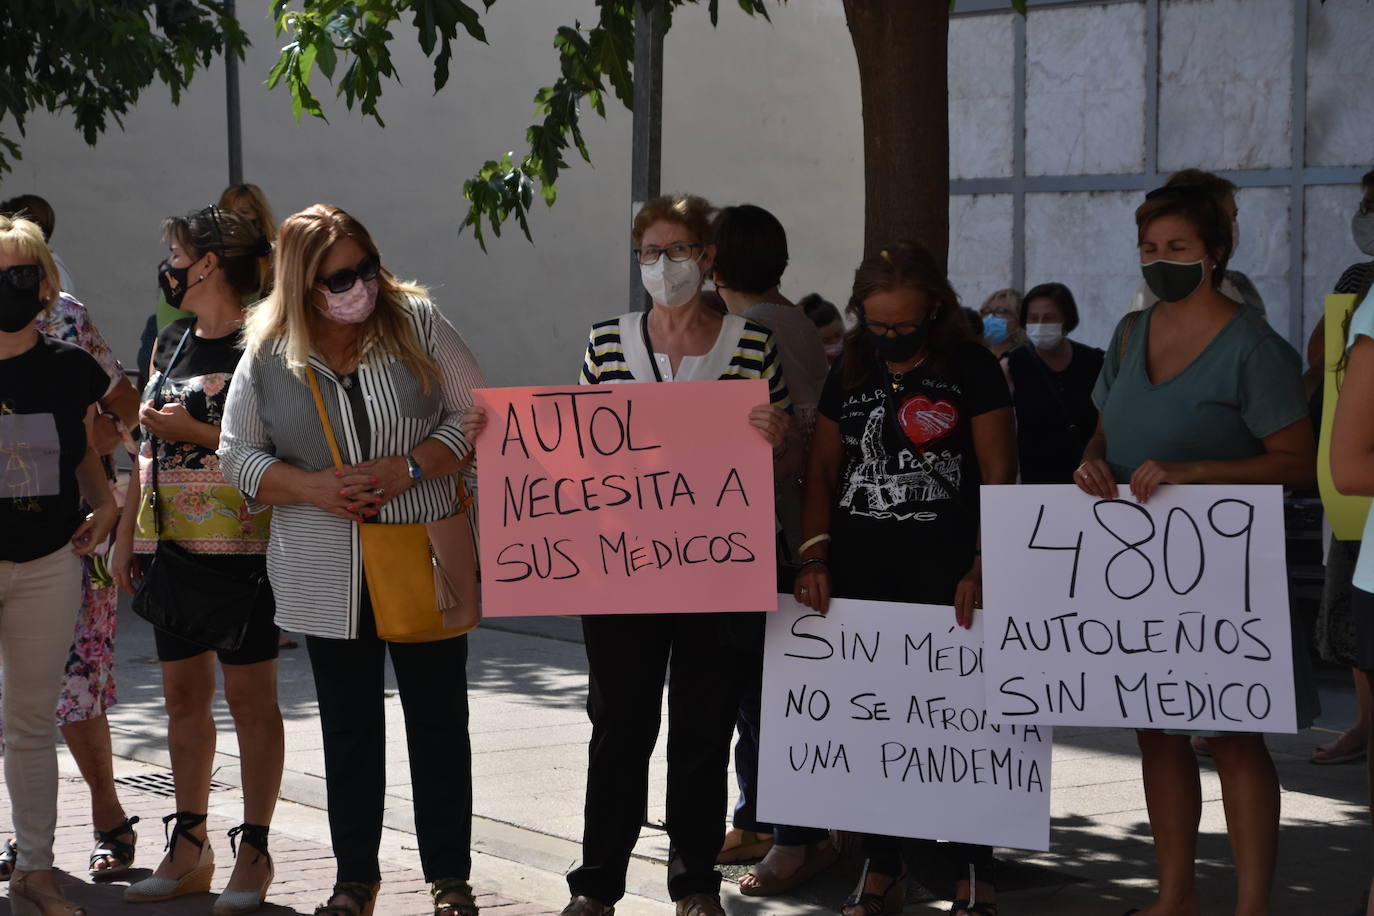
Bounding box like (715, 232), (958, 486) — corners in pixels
(0, 264), (42, 290)
(316, 255), (381, 294)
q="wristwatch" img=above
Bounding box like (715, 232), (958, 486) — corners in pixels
(404, 453), (423, 480)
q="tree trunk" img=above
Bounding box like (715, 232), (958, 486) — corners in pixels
(843, 0), (950, 269)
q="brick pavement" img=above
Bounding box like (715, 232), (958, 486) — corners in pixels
(1, 772), (559, 916)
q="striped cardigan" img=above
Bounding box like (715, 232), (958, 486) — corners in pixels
(217, 296), (484, 638)
(580, 311), (792, 410)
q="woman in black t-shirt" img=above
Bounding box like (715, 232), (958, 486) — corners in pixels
(1006, 282), (1104, 484)
(0, 214), (118, 916)
(794, 243), (1017, 916)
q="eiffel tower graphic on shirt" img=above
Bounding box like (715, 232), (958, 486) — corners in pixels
(837, 402), (961, 520)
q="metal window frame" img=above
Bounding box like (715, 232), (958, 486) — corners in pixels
(951, 0), (1366, 346)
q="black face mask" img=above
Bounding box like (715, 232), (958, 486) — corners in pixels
(1142, 257), (1206, 303)
(867, 320), (930, 363)
(0, 272), (45, 333)
(158, 260), (193, 310)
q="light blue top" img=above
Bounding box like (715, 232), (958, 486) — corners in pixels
(1349, 293), (1374, 592)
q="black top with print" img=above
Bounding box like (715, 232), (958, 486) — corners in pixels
(817, 342), (1010, 604)
(0, 335), (108, 561)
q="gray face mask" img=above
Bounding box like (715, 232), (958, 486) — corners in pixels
(1353, 209), (1374, 257)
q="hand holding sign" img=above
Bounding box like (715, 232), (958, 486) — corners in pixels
(472, 381), (778, 617)
(759, 596), (1053, 851)
(982, 485), (1295, 732)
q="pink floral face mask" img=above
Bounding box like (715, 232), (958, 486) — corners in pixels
(316, 277), (378, 324)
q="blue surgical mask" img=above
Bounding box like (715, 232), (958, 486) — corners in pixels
(982, 314), (1009, 345)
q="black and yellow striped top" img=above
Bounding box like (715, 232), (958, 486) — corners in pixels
(579, 311), (792, 411)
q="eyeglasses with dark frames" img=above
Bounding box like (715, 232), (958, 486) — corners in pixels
(632, 242), (702, 265)
(861, 317), (924, 337)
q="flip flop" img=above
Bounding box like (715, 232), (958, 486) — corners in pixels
(717, 829), (773, 864)
(1311, 742), (1368, 765)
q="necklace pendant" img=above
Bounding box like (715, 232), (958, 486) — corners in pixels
(890, 371), (903, 391)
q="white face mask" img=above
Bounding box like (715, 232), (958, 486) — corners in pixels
(1025, 322), (1065, 351)
(1354, 209), (1374, 257)
(640, 256), (702, 308)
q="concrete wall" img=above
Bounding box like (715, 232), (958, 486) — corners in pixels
(2, 1), (862, 386)
(3, 0), (1369, 380)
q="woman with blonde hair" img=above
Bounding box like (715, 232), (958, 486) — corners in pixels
(218, 204), (484, 916)
(0, 214), (119, 916)
(978, 288), (1024, 358)
(217, 184), (277, 244)
(113, 206), (282, 915)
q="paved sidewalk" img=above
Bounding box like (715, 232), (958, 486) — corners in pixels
(0, 757), (559, 916)
(19, 603), (1374, 915)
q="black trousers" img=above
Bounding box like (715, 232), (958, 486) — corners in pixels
(567, 612), (739, 904)
(306, 600), (472, 884)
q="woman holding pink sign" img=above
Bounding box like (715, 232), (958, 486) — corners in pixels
(465, 193), (794, 916)
(793, 241), (1017, 916)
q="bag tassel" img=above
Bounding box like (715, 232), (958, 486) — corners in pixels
(433, 549), (460, 611)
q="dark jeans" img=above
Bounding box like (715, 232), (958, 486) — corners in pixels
(730, 612), (828, 846)
(863, 834), (995, 886)
(567, 612), (739, 904)
(306, 598), (472, 885)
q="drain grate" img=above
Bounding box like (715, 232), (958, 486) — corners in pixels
(114, 772), (233, 799)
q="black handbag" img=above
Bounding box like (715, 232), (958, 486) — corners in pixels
(131, 328), (265, 651)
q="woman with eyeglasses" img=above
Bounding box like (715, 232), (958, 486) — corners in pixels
(793, 242), (1017, 916)
(0, 214), (120, 916)
(218, 204), (484, 916)
(977, 289), (1024, 361)
(111, 207), (283, 915)
(463, 193), (793, 916)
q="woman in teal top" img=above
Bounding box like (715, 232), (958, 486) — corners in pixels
(1075, 185), (1314, 916)
(1331, 287), (1374, 916)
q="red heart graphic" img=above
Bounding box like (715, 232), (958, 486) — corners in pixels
(897, 395), (958, 446)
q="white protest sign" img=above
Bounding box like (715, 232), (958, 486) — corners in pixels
(758, 597), (1052, 851)
(981, 485), (1295, 732)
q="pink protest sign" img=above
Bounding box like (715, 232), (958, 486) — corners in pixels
(472, 380), (778, 617)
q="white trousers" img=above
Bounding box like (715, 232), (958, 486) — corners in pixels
(0, 546), (81, 871)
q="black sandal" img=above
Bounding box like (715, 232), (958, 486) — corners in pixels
(840, 860), (907, 916)
(0, 838), (15, 882)
(89, 815), (140, 880)
(315, 881), (379, 916)
(432, 878), (479, 916)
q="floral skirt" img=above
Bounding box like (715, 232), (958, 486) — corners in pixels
(0, 554), (119, 750)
